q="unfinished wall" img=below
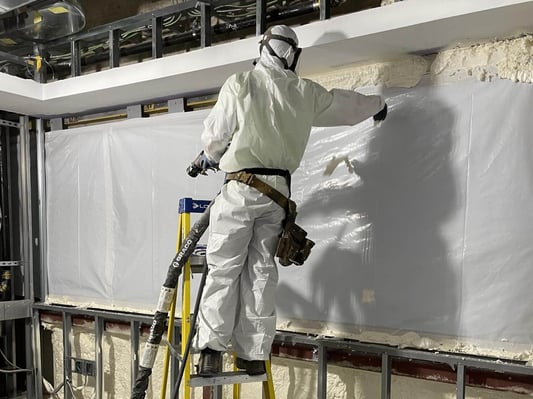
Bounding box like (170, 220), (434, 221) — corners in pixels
(41, 34), (533, 398)
(41, 318), (530, 399)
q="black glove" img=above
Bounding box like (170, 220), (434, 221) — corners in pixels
(373, 103), (388, 121)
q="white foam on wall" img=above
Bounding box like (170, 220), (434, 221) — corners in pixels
(306, 55), (429, 90)
(306, 35), (533, 89)
(431, 35), (533, 84)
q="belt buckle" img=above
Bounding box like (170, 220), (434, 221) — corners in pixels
(243, 172), (255, 185)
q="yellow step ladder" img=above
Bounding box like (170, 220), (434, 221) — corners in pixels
(160, 197), (276, 399)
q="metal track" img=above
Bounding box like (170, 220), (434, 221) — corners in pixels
(33, 303), (533, 399)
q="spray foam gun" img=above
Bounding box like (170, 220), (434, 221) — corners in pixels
(186, 150), (219, 178)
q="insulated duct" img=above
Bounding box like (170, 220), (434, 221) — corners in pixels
(0, 0), (38, 15)
(0, 0), (85, 44)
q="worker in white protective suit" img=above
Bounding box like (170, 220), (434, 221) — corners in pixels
(192, 24), (387, 377)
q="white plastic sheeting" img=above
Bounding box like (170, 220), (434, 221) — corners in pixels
(46, 78), (533, 351)
(45, 110), (223, 310)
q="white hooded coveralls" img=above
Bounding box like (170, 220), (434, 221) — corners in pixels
(194, 25), (385, 360)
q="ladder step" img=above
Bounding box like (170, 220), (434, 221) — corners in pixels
(189, 371), (267, 387)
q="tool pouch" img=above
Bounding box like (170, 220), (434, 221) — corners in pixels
(276, 220), (315, 266)
(275, 200), (315, 266)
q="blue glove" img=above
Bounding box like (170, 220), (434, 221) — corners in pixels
(187, 150), (219, 177)
(373, 103), (388, 121)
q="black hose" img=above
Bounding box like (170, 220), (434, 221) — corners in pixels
(131, 203), (212, 399)
(171, 257), (209, 399)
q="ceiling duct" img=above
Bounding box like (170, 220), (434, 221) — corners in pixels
(0, 0), (39, 15)
(0, 0), (85, 44)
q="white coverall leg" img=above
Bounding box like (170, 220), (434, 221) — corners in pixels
(194, 175), (288, 360)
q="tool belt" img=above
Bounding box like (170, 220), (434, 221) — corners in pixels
(225, 170), (315, 266)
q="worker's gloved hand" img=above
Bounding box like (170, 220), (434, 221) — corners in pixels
(186, 150), (219, 177)
(373, 103), (388, 121)
(198, 152), (218, 170)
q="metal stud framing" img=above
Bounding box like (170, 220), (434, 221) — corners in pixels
(256, 0), (267, 36)
(319, 0), (331, 20)
(152, 16), (164, 59)
(109, 29), (121, 69)
(33, 303), (533, 399)
(131, 321), (140, 385)
(95, 316), (104, 399)
(381, 352), (391, 399)
(35, 304), (153, 399)
(317, 342), (327, 399)
(36, 0), (333, 82)
(70, 40), (81, 77)
(200, 2), (212, 48)
(168, 98), (185, 113)
(456, 363), (466, 399)
(19, 115), (37, 398)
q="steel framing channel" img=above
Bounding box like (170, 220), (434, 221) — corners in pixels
(33, 118), (47, 399)
(4, 320), (15, 396)
(35, 119), (48, 301)
(317, 342), (327, 399)
(152, 16), (164, 59)
(49, 117), (64, 131)
(36, 0), (334, 86)
(256, 0), (266, 36)
(317, 338), (533, 376)
(127, 104), (143, 119)
(200, 2), (212, 48)
(19, 115), (36, 397)
(0, 119), (20, 128)
(34, 303), (153, 323)
(456, 363), (466, 399)
(95, 316), (104, 399)
(0, 261), (19, 266)
(24, 317), (36, 397)
(32, 309), (44, 399)
(45, 0), (242, 48)
(109, 29), (121, 69)
(170, 322), (180, 392)
(4, 125), (16, 294)
(168, 98), (185, 113)
(319, 0), (331, 20)
(63, 312), (73, 399)
(130, 321), (140, 386)
(70, 40), (81, 77)
(0, 300), (31, 321)
(381, 352), (391, 399)
(33, 306), (533, 398)
(41, 0), (322, 64)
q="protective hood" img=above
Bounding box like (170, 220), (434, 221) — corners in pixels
(256, 25), (301, 73)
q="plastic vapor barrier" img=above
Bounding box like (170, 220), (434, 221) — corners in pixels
(45, 110), (223, 310)
(45, 78), (533, 354)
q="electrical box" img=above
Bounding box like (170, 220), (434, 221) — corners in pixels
(71, 358), (95, 377)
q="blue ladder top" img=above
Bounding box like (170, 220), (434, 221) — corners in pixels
(178, 197), (211, 214)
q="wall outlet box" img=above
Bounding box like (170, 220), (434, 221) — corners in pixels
(71, 358), (96, 376)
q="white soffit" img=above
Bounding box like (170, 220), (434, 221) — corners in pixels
(1, 0), (532, 117)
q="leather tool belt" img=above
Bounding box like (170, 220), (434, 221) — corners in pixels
(225, 170), (315, 266)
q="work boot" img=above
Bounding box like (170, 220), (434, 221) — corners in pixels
(198, 348), (222, 377)
(235, 357), (266, 375)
